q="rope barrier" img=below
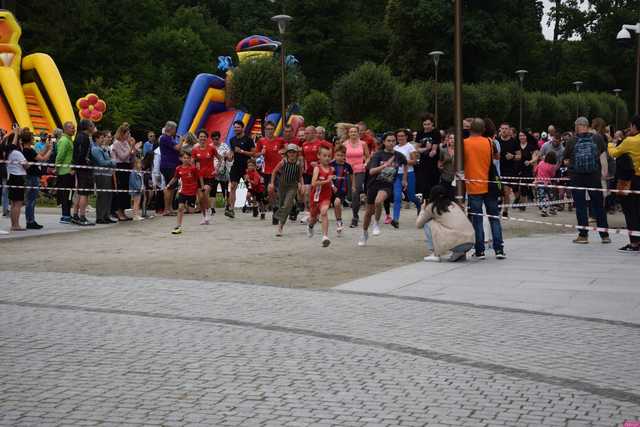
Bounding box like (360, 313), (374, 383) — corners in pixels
(0, 159), (151, 174)
(461, 177), (640, 195)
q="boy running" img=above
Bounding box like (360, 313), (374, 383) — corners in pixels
(192, 129), (222, 225)
(244, 159), (267, 220)
(270, 144), (304, 236)
(330, 144), (354, 234)
(308, 146), (335, 247)
(167, 152), (202, 235)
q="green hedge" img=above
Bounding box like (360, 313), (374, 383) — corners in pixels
(318, 63), (629, 132)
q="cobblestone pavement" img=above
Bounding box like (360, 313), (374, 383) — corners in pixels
(1, 271), (639, 426)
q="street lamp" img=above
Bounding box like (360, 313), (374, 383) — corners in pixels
(271, 14), (292, 132)
(428, 50), (444, 128)
(613, 88), (622, 131)
(572, 81), (584, 118)
(515, 69), (528, 131)
(453, 0), (464, 204)
(616, 22), (640, 115)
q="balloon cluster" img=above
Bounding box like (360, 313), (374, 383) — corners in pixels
(76, 93), (106, 122)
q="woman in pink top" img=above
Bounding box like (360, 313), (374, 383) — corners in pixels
(111, 123), (140, 220)
(344, 126), (370, 227)
(533, 151), (558, 217)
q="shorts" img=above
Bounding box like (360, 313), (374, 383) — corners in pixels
(75, 169), (94, 196)
(201, 178), (216, 188)
(160, 167), (178, 189)
(331, 191), (347, 204)
(366, 182), (392, 204)
(310, 197), (331, 218)
(7, 174), (25, 201)
(177, 194), (197, 206)
(303, 174), (312, 185)
(230, 164), (247, 183)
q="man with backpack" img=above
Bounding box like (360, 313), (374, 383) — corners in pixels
(563, 117), (610, 244)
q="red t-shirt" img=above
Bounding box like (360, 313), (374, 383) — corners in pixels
(256, 137), (284, 174)
(246, 169), (265, 193)
(283, 137), (302, 147)
(311, 164), (334, 204)
(174, 165), (199, 196)
(361, 134), (376, 154)
(191, 144), (218, 178)
(302, 140), (334, 175)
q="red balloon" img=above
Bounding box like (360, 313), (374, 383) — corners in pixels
(81, 108), (91, 118)
(90, 110), (102, 121)
(87, 94), (99, 104)
(78, 99), (89, 109)
(94, 100), (106, 112)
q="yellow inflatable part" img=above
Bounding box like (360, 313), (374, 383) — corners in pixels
(188, 88), (225, 134)
(22, 53), (76, 129)
(22, 82), (56, 133)
(0, 66), (32, 129)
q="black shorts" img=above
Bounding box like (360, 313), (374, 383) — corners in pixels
(75, 170), (94, 196)
(331, 191), (347, 204)
(201, 178), (216, 189)
(160, 167), (177, 189)
(303, 174), (312, 185)
(177, 194), (196, 206)
(366, 182), (392, 204)
(230, 164), (247, 183)
(8, 174), (25, 201)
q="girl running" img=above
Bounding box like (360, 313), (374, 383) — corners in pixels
(192, 129), (222, 225)
(344, 126), (369, 228)
(308, 146), (335, 247)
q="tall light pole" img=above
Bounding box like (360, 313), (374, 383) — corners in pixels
(616, 22), (640, 115)
(453, 0), (464, 204)
(271, 14), (292, 132)
(428, 50), (444, 129)
(572, 81), (584, 118)
(515, 69), (528, 131)
(613, 88), (622, 131)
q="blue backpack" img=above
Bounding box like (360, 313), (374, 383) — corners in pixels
(572, 134), (599, 174)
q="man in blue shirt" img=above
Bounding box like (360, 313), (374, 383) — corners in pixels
(143, 131), (157, 157)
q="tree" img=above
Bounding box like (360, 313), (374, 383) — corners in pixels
(228, 57), (307, 119)
(301, 90), (333, 127)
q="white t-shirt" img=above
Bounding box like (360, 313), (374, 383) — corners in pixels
(394, 143), (416, 172)
(7, 149), (27, 176)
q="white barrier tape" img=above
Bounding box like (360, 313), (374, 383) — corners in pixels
(468, 212), (640, 237)
(0, 159), (151, 174)
(3, 184), (164, 193)
(463, 178), (640, 195)
(499, 176), (569, 181)
(500, 199), (574, 209)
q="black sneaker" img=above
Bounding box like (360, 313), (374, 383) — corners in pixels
(224, 208), (234, 218)
(495, 249), (507, 260)
(350, 218), (358, 228)
(390, 220), (399, 229)
(71, 214), (81, 225)
(253, 206), (259, 217)
(211, 207), (216, 215)
(78, 217), (95, 226)
(617, 244), (640, 253)
(26, 222), (43, 230)
(471, 251), (486, 260)
(260, 212), (265, 220)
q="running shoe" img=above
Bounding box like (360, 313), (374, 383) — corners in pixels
(495, 249), (507, 260)
(384, 214), (392, 225)
(572, 236), (589, 244)
(336, 220), (344, 234)
(171, 226), (183, 235)
(350, 218), (358, 228)
(423, 254), (441, 262)
(322, 236), (331, 247)
(617, 244), (639, 253)
(260, 212), (265, 220)
(26, 222), (43, 230)
(541, 211), (549, 217)
(358, 231), (369, 247)
(78, 217), (95, 226)
(307, 223), (314, 238)
(390, 220), (399, 229)
(211, 207), (216, 215)
(471, 251), (486, 260)
(71, 214), (81, 225)
(133, 216), (144, 221)
(225, 208), (235, 219)
(300, 213), (309, 224)
(59, 216), (72, 224)
(372, 223), (381, 236)
(200, 217), (208, 225)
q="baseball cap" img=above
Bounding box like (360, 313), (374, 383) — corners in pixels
(575, 117), (589, 126)
(285, 144), (299, 153)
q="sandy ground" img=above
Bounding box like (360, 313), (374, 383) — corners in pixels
(0, 206), (628, 288)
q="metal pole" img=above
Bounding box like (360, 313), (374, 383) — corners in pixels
(434, 64), (439, 129)
(453, 0), (464, 204)
(519, 80), (523, 131)
(281, 35), (287, 131)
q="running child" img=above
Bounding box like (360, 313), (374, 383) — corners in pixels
(329, 144), (354, 234)
(167, 151), (202, 235)
(533, 151), (558, 217)
(308, 146), (335, 247)
(192, 129), (222, 225)
(270, 144), (304, 236)
(244, 159), (267, 220)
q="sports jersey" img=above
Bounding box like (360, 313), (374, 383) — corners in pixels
(302, 140), (333, 175)
(330, 160), (353, 194)
(174, 165), (199, 196)
(191, 144), (218, 178)
(256, 137), (284, 174)
(311, 165), (334, 203)
(246, 169), (265, 193)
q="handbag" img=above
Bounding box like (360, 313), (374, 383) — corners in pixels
(487, 139), (502, 197)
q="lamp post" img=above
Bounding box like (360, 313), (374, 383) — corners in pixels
(271, 14), (292, 132)
(572, 81), (584, 118)
(515, 69), (528, 131)
(453, 0), (464, 204)
(616, 22), (640, 115)
(428, 50), (444, 128)
(613, 88), (622, 131)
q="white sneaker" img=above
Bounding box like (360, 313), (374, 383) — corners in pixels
(322, 236), (331, 247)
(300, 212), (309, 224)
(200, 217), (208, 225)
(358, 231), (369, 247)
(307, 224), (314, 238)
(133, 216), (144, 221)
(372, 223), (381, 236)
(423, 254), (441, 262)
(336, 220), (344, 234)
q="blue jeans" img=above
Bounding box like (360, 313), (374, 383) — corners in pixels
(393, 171), (419, 221)
(571, 175), (608, 238)
(25, 175), (39, 223)
(1, 177), (8, 214)
(468, 193), (504, 253)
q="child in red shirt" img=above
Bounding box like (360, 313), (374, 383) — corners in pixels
(244, 160), (266, 220)
(308, 146), (335, 247)
(167, 152), (202, 234)
(192, 129), (222, 225)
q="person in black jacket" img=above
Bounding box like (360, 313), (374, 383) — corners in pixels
(71, 119), (96, 226)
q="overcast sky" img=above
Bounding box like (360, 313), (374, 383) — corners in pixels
(541, 0), (555, 40)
